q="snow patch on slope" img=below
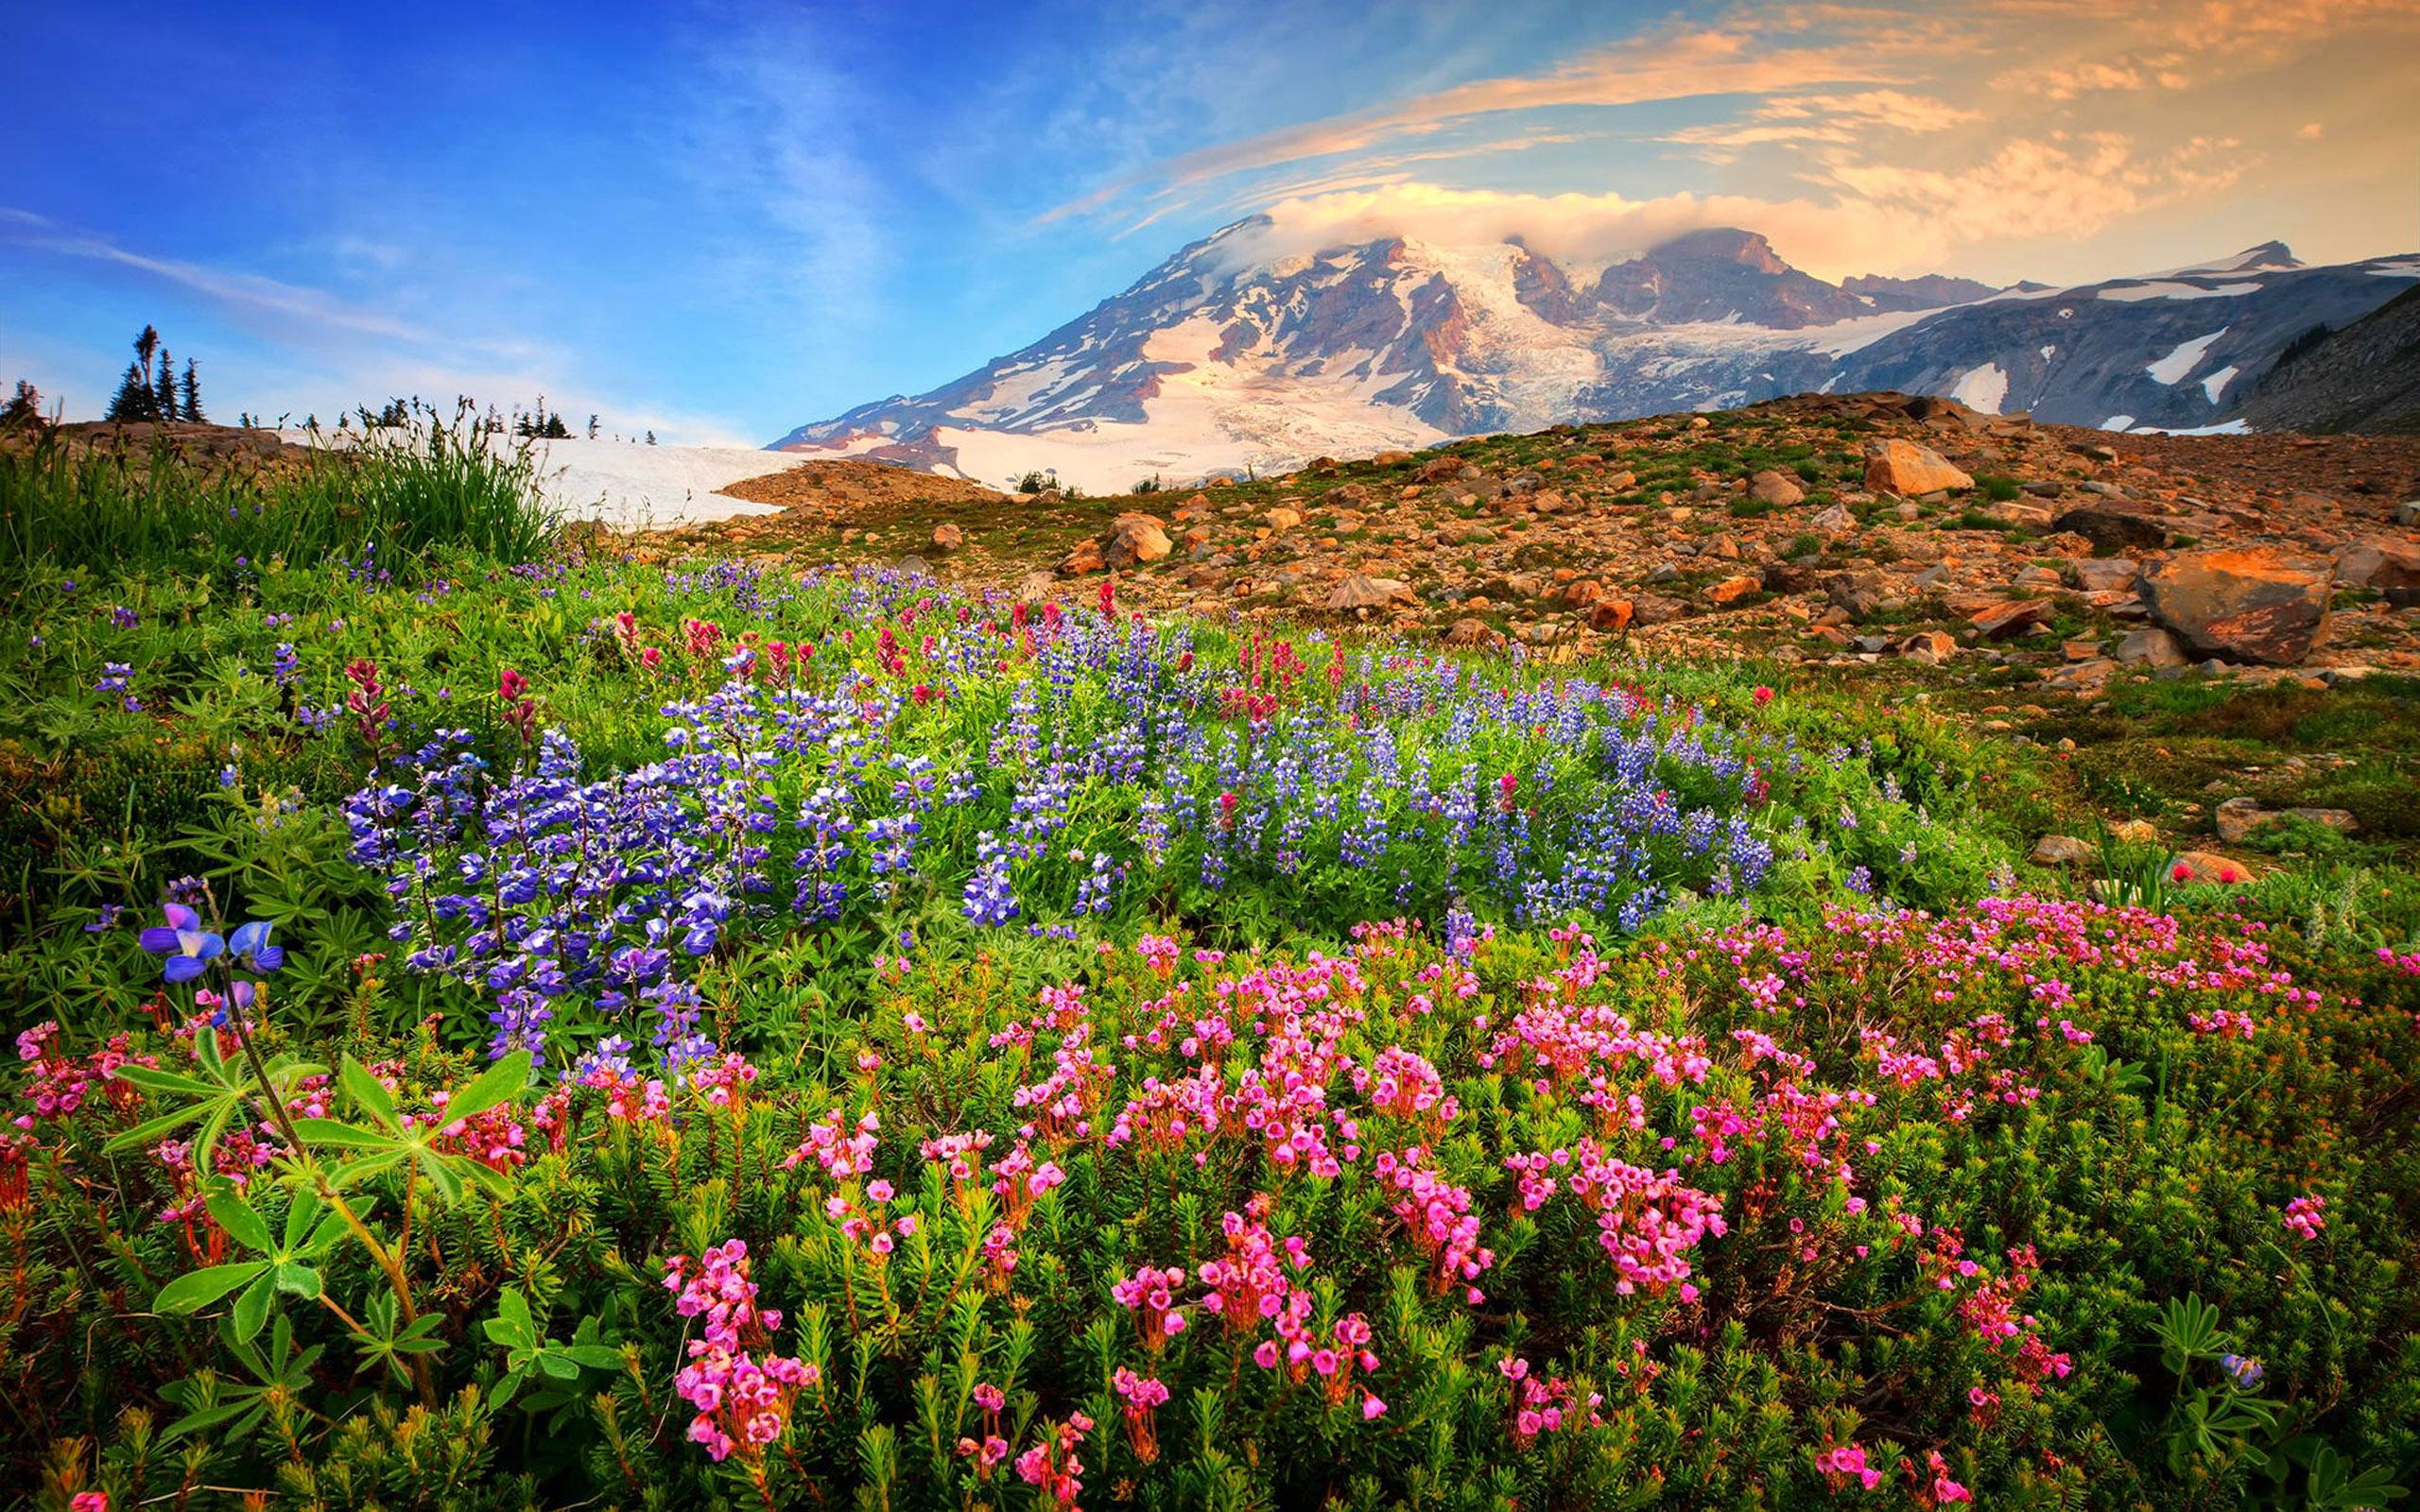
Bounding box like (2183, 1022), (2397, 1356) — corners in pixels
(1947, 363), (2009, 414)
(2147, 330), (2227, 385)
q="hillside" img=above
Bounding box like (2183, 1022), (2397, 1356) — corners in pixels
(2231, 283), (2420, 435)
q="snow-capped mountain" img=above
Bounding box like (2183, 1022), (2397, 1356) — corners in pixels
(772, 218), (2420, 490)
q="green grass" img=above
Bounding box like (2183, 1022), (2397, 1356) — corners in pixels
(0, 411), (558, 579)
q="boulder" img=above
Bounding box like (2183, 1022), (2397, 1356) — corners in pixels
(2054, 505), (2169, 554)
(1746, 469), (1806, 507)
(1704, 576), (1761, 606)
(1898, 629), (1957, 664)
(1809, 503), (1857, 534)
(2140, 548), (2333, 664)
(2334, 539), (2420, 601)
(1264, 506), (1305, 531)
(1373, 450), (1414, 467)
(1442, 617), (1505, 649)
(2072, 558), (2140, 593)
(2170, 850), (2257, 886)
(1969, 598), (2051, 639)
(1101, 512), (1172, 567)
(2114, 627), (2187, 667)
(1587, 598), (1635, 631)
(930, 523), (964, 552)
(1863, 439), (1972, 496)
(1057, 537), (1105, 576)
(2030, 834), (2096, 867)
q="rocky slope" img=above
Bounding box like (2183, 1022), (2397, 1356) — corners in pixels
(672, 391), (2420, 698)
(2230, 283), (2420, 435)
(771, 222), (2420, 490)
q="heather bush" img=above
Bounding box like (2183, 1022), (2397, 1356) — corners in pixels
(2, 542), (2414, 1511)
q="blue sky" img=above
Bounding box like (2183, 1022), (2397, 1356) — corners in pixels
(5, 0), (2413, 442)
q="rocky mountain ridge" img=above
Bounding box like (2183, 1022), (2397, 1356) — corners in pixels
(773, 220), (2420, 491)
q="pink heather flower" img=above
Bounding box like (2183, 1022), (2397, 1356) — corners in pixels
(1362, 1392), (1387, 1419)
(72, 1496), (110, 1512)
(1816, 1444), (1883, 1491)
(2283, 1194), (2326, 1240)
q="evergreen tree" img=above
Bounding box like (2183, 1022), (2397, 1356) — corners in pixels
(645, 429), (656, 446)
(586, 413), (599, 439)
(540, 410), (569, 438)
(134, 325), (161, 379)
(106, 361), (155, 421)
(154, 349), (179, 420)
(179, 358), (204, 423)
(1, 379), (43, 426)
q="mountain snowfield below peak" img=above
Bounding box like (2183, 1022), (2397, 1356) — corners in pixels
(769, 219), (2420, 490)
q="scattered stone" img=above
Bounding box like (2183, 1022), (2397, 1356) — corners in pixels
(1265, 506), (1304, 531)
(2214, 797), (2360, 845)
(1587, 598), (1635, 631)
(1704, 575), (1761, 606)
(2031, 834), (2096, 867)
(1746, 469), (1806, 507)
(1809, 503), (1856, 534)
(1442, 617), (1504, 649)
(1326, 574), (1411, 611)
(930, 523), (964, 552)
(2141, 547), (2333, 664)
(1863, 438), (1973, 496)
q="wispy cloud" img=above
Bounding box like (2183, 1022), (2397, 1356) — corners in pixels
(0, 207), (438, 346)
(674, 5), (885, 334)
(1038, 21), (1924, 224)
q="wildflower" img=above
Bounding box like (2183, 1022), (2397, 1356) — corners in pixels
(1753, 685), (1774, 706)
(139, 904), (224, 985)
(2282, 1194), (2325, 1240)
(228, 920), (285, 973)
(2220, 1352), (2265, 1389)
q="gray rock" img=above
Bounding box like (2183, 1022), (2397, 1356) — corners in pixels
(2031, 834), (2096, 867)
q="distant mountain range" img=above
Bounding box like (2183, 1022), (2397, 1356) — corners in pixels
(772, 217), (2420, 490)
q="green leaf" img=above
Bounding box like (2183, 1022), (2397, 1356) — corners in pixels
(561, 1344), (626, 1369)
(110, 1064), (222, 1097)
(339, 1055), (401, 1131)
(538, 1351), (580, 1380)
(282, 1188), (323, 1250)
(441, 1051), (533, 1125)
(273, 1263), (322, 1299)
(232, 1269), (276, 1343)
(290, 1116), (403, 1149)
(103, 1100), (216, 1153)
(155, 1261), (269, 1314)
(159, 1398), (257, 1444)
(205, 1188), (274, 1255)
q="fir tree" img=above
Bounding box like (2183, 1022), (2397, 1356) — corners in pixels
(540, 410), (569, 438)
(134, 325), (161, 378)
(1, 379), (43, 427)
(645, 429), (656, 446)
(586, 413), (599, 439)
(153, 349), (179, 421)
(106, 361), (155, 422)
(179, 358), (204, 423)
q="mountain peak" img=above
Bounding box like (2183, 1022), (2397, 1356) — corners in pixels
(1651, 227), (1788, 274)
